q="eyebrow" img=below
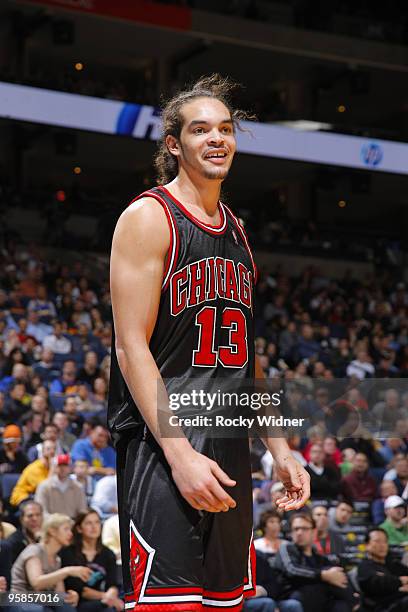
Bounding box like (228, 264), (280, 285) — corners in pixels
(188, 119), (233, 128)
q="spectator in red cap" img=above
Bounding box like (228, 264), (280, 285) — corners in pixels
(34, 454), (87, 519)
(0, 425), (28, 474)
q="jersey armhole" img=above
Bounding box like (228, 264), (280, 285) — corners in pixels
(127, 190), (179, 292)
(222, 203), (258, 284)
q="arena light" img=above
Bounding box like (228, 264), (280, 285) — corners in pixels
(276, 120), (332, 131)
(55, 189), (66, 202)
(337, 105), (346, 113)
(73, 166), (82, 174)
(75, 62), (84, 71)
(338, 200), (347, 208)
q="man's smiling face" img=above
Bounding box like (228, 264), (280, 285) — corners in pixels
(167, 97), (237, 181)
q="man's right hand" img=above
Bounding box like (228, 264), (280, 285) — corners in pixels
(170, 449), (237, 513)
(321, 567), (347, 588)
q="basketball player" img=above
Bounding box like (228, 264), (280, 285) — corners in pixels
(108, 75), (310, 611)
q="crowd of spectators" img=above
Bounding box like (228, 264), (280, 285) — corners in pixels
(247, 260), (408, 609)
(1, 240), (408, 611)
(248, 255), (408, 610)
(0, 241), (120, 609)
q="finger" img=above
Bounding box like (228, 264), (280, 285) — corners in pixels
(211, 462), (237, 488)
(275, 494), (290, 507)
(193, 496), (222, 513)
(208, 479), (237, 508)
(187, 496), (205, 511)
(196, 493), (225, 512)
(279, 489), (305, 510)
(292, 475), (311, 509)
(279, 498), (302, 511)
(199, 488), (227, 511)
(276, 490), (298, 506)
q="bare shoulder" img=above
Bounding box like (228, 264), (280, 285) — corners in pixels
(112, 196), (170, 255)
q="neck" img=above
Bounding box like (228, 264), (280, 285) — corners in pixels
(45, 538), (61, 556)
(317, 529), (328, 539)
(82, 537), (97, 550)
(300, 544), (312, 556)
(24, 528), (38, 542)
(265, 534), (279, 544)
(167, 171), (221, 214)
(369, 553), (385, 564)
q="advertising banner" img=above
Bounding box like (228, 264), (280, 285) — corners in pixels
(1, 81), (407, 175)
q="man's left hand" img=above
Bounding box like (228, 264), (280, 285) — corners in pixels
(274, 455), (310, 511)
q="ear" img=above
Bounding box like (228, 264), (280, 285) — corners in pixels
(166, 135), (181, 158)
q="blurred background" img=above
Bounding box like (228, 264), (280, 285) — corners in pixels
(1, 3), (408, 607)
(1, 0), (408, 270)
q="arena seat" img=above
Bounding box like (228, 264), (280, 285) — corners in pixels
(0, 473), (20, 502)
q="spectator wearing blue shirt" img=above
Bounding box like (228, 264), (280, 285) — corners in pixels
(49, 360), (79, 395)
(26, 311), (53, 344)
(378, 439), (407, 465)
(296, 324), (320, 361)
(71, 421), (116, 477)
(372, 480), (399, 525)
(70, 322), (105, 359)
(33, 348), (61, 385)
(27, 284), (57, 324)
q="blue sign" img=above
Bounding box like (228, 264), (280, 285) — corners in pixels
(116, 103), (142, 135)
(361, 142), (383, 167)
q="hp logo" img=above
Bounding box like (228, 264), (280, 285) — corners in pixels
(361, 142), (383, 167)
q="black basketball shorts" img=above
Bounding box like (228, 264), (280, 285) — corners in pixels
(116, 428), (256, 611)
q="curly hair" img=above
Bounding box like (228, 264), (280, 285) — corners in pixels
(154, 73), (254, 185)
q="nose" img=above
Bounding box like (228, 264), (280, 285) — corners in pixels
(207, 128), (224, 146)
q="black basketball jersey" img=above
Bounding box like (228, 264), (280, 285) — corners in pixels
(108, 185), (257, 441)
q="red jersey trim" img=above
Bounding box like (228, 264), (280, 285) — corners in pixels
(203, 586), (243, 600)
(128, 190), (179, 292)
(243, 536), (256, 598)
(125, 583), (251, 609)
(203, 604), (243, 611)
(158, 186), (227, 236)
(145, 587), (203, 596)
(223, 204), (258, 284)
(124, 603), (201, 611)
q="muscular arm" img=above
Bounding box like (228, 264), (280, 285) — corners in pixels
(111, 198), (172, 438)
(255, 355), (310, 510)
(110, 198), (236, 513)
